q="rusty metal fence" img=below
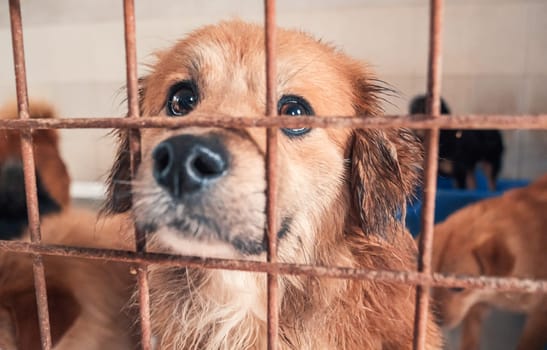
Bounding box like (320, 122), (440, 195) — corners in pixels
(1, 0), (546, 349)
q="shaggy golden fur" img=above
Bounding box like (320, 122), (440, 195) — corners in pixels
(105, 20), (442, 349)
(431, 174), (547, 350)
(0, 209), (137, 350)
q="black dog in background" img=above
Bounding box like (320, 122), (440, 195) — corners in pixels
(409, 95), (504, 190)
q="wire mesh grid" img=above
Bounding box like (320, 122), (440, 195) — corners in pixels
(1, 0), (547, 349)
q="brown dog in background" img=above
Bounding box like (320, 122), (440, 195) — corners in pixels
(0, 210), (136, 350)
(0, 100), (137, 349)
(432, 174), (547, 350)
(105, 20), (442, 349)
(0, 101), (70, 240)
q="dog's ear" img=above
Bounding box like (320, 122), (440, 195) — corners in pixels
(0, 100), (61, 153)
(349, 128), (422, 236)
(2, 101), (71, 208)
(103, 129), (133, 213)
(348, 75), (423, 237)
(34, 142), (71, 208)
(28, 101), (60, 145)
(103, 77), (147, 214)
(32, 103), (71, 208)
(472, 236), (515, 276)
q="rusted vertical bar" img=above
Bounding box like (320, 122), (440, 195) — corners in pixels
(8, 1), (53, 349)
(413, 0), (443, 349)
(265, 0), (279, 349)
(122, 1), (151, 349)
(124, 0), (140, 124)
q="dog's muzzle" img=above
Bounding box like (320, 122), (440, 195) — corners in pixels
(152, 134), (229, 199)
(144, 133), (271, 257)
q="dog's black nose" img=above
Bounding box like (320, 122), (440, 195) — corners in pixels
(152, 135), (228, 197)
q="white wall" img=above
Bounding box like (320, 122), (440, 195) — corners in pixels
(0, 0), (545, 183)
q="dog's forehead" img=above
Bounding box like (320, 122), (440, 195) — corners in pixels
(144, 21), (358, 116)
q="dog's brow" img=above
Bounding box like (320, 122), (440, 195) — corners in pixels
(189, 56), (201, 76)
(279, 54), (321, 88)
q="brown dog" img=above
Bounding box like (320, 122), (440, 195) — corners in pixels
(105, 20), (442, 349)
(0, 100), (70, 240)
(432, 174), (547, 350)
(0, 100), (137, 349)
(0, 209), (137, 350)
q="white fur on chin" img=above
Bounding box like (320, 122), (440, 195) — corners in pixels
(158, 228), (244, 260)
(148, 228), (269, 349)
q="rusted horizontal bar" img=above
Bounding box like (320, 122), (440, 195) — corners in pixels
(0, 114), (546, 130)
(1, 240), (546, 293)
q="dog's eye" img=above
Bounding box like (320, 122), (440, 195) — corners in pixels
(278, 95), (314, 137)
(166, 81), (199, 116)
(449, 287), (465, 293)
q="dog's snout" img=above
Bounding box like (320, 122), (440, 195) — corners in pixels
(152, 135), (228, 197)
